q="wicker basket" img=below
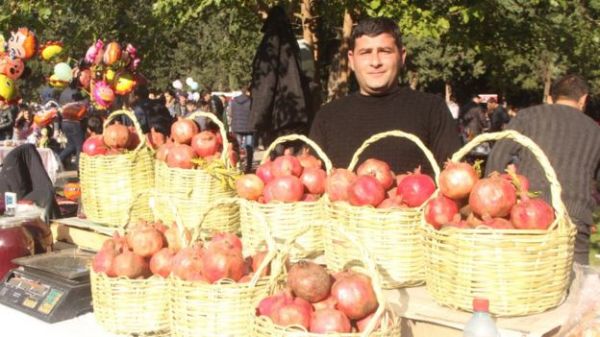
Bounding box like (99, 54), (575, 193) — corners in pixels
(80, 110), (154, 227)
(423, 130), (576, 316)
(154, 111), (240, 237)
(90, 271), (170, 336)
(253, 226), (401, 337)
(239, 134), (332, 260)
(325, 130), (440, 288)
(169, 198), (279, 337)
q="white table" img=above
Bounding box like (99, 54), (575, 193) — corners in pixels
(0, 146), (63, 184)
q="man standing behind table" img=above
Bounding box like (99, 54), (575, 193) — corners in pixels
(309, 17), (460, 174)
(486, 74), (600, 265)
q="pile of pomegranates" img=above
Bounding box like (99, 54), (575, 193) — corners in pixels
(235, 150), (326, 203)
(425, 163), (555, 230)
(82, 123), (140, 156)
(327, 158), (435, 209)
(155, 118), (227, 169)
(256, 261), (384, 333)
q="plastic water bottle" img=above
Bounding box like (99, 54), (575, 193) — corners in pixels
(463, 298), (500, 337)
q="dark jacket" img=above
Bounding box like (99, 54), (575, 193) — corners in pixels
(489, 106), (510, 132)
(0, 105), (16, 138)
(250, 6), (312, 144)
(230, 94), (253, 133)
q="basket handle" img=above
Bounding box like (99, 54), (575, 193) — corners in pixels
(260, 134), (333, 173)
(103, 109), (147, 153)
(185, 111), (231, 168)
(266, 225), (394, 337)
(451, 130), (567, 230)
(347, 130), (441, 181)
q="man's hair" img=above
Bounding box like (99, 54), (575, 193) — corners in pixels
(550, 74), (589, 102)
(87, 115), (103, 134)
(349, 17), (403, 51)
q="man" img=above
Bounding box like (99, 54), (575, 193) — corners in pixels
(0, 100), (17, 140)
(309, 17), (460, 174)
(460, 95), (487, 143)
(487, 97), (510, 132)
(486, 74), (600, 265)
(230, 86), (254, 172)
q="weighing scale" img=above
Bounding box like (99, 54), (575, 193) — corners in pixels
(0, 249), (94, 323)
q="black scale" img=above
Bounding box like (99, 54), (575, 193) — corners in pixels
(0, 249), (94, 323)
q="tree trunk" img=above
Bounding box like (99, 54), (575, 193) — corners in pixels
(542, 60), (553, 103)
(326, 9), (353, 101)
(301, 0), (320, 84)
(409, 71), (419, 90)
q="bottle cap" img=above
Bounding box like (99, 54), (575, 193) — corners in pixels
(473, 298), (489, 312)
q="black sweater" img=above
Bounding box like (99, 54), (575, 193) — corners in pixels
(309, 86), (461, 175)
(486, 104), (600, 226)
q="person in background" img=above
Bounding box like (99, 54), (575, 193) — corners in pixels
(447, 95), (460, 120)
(176, 90), (188, 115)
(85, 115), (103, 137)
(13, 103), (34, 140)
(486, 74), (600, 265)
(487, 97), (510, 132)
(164, 89), (182, 118)
(0, 100), (17, 140)
(184, 99), (207, 130)
(230, 86), (254, 172)
(310, 17), (460, 174)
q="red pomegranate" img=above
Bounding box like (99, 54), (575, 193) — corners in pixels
(297, 150), (322, 169)
(325, 169), (357, 202)
(235, 174), (264, 201)
(166, 144), (197, 169)
(439, 161), (479, 200)
(510, 197), (554, 230)
(309, 309), (352, 333)
(425, 195), (459, 230)
(82, 135), (107, 156)
(348, 175), (386, 207)
(149, 248), (175, 277)
(201, 241), (245, 283)
(264, 176), (304, 203)
(171, 245), (204, 281)
(126, 223), (165, 257)
(469, 174), (517, 218)
(191, 130), (220, 158)
(396, 167), (436, 207)
(271, 155), (303, 177)
(287, 261), (331, 303)
(300, 167), (327, 195)
(171, 118), (199, 144)
(256, 162), (275, 184)
(331, 272), (378, 320)
(356, 158), (395, 190)
(103, 123), (130, 149)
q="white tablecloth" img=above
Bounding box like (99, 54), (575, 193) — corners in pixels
(0, 146), (63, 184)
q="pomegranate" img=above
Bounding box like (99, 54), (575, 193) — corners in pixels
(271, 155), (303, 177)
(172, 245), (204, 281)
(155, 142), (174, 162)
(82, 135), (107, 156)
(166, 143), (197, 169)
(126, 223), (165, 257)
(297, 149), (322, 169)
(425, 195), (459, 230)
(510, 197), (554, 230)
(257, 292), (286, 317)
(271, 295), (312, 329)
(202, 241), (245, 283)
(377, 195), (407, 209)
(149, 248), (175, 277)
(325, 169), (357, 202)
(191, 130), (220, 158)
(300, 167), (327, 195)
(309, 309), (352, 333)
(396, 167), (436, 207)
(112, 246), (148, 279)
(356, 158), (395, 190)
(235, 174), (264, 201)
(439, 161), (479, 200)
(287, 261), (331, 303)
(469, 174), (517, 218)
(331, 272), (378, 320)
(171, 118), (199, 144)
(92, 247), (117, 276)
(256, 162), (275, 184)
(356, 312), (384, 332)
(302, 194), (319, 202)
(210, 233), (243, 252)
(312, 294), (337, 311)
(103, 123), (130, 149)
(445, 214), (470, 229)
(126, 129), (140, 150)
(348, 175), (386, 207)
(482, 215), (514, 229)
(264, 176), (304, 203)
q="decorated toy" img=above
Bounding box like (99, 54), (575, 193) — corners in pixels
(85, 39), (104, 65)
(0, 54), (25, 80)
(7, 28), (37, 60)
(53, 62), (73, 82)
(114, 72), (136, 95)
(93, 81), (115, 108)
(0, 74), (16, 102)
(103, 42), (122, 66)
(39, 41), (64, 62)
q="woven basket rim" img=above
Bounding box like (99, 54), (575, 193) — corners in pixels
(185, 110), (232, 167)
(260, 134), (333, 173)
(103, 109), (148, 153)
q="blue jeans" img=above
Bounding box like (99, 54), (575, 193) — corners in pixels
(59, 120), (84, 169)
(236, 133), (254, 172)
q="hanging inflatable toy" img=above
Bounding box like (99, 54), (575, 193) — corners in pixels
(7, 27), (37, 60)
(92, 81), (115, 108)
(0, 54), (25, 80)
(114, 72), (136, 95)
(39, 41), (64, 62)
(85, 39), (104, 65)
(53, 62), (73, 82)
(33, 105), (58, 128)
(103, 42), (122, 66)
(0, 74), (16, 102)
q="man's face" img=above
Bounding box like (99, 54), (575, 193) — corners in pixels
(348, 33), (405, 96)
(178, 95), (187, 105)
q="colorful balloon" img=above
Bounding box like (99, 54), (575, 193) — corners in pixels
(85, 39), (104, 65)
(54, 62), (73, 82)
(103, 42), (122, 66)
(0, 55), (24, 80)
(0, 74), (16, 102)
(92, 81), (115, 108)
(39, 41), (64, 62)
(7, 28), (36, 60)
(114, 72), (136, 95)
